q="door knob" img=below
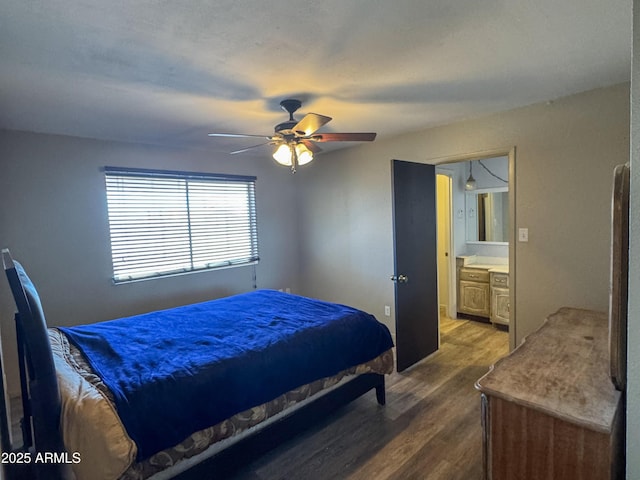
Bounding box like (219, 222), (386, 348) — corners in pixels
(390, 274), (409, 283)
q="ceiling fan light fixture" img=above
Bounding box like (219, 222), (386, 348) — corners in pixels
(273, 144), (293, 166)
(208, 99), (376, 171)
(295, 143), (314, 166)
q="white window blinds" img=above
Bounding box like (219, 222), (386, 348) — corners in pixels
(104, 167), (259, 283)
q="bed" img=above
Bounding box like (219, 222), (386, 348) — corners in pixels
(0, 249), (394, 480)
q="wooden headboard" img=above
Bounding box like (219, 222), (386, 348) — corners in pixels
(2, 249), (69, 479)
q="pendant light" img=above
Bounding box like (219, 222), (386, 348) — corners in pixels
(465, 162), (477, 191)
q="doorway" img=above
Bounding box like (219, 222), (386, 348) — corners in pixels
(391, 150), (516, 371)
(434, 150), (516, 350)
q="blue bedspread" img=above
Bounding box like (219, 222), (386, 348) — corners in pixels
(59, 290), (393, 460)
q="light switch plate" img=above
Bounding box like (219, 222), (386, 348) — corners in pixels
(518, 228), (529, 242)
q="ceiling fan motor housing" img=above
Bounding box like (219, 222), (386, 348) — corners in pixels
(274, 121), (299, 136)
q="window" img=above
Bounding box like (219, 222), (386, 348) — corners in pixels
(104, 167), (259, 283)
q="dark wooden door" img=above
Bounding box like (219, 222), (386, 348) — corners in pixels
(391, 160), (439, 371)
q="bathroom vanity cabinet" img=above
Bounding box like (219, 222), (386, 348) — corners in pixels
(456, 257), (509, 324)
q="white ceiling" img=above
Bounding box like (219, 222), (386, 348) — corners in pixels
(0, 0), (632, 156)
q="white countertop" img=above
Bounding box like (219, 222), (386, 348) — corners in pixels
(464, 264), (509, 274)
(458, 255), (509, 274)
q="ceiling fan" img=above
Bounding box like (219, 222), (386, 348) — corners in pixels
(208, 99), (376, 172)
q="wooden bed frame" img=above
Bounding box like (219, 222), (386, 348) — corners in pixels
(1, 249), (386, 480)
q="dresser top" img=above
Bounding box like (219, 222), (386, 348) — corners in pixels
(476, 307), (620, 433)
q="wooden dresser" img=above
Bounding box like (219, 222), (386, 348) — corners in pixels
(476, 307), (623, 479)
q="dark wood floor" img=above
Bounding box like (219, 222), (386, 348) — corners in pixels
(228, 316), (509, 480)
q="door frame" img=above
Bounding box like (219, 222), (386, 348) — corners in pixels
(435, 168), (457, 319)
(432, 147), (517, 350)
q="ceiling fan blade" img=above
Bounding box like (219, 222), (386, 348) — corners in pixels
(310, 132), (377, 142)
(208, 133), (273, 139)
(293, 113), (332, 136)
(301, 139), (323, 154)
(230, 142), (275, 155)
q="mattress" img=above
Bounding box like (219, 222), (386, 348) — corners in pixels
(49, 329), (394, 480)
(57, 290), (394, 460)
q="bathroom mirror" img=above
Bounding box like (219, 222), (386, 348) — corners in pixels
(466, 188), (509, 243)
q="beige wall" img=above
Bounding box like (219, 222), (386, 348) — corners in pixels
(0, 83), (630, 410)
(0, 131), (301, 394)
(296, 83), (630, 346)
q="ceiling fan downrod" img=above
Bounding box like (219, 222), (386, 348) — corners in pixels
(279, 99), (302, 121)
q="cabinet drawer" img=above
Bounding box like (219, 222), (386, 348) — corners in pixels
(460, 268), (489, 283)
(491, 273), (509, 287)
